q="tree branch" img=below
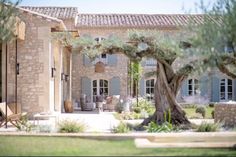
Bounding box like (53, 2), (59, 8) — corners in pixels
(217, 64), (236, 79)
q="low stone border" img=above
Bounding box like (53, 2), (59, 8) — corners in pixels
(1, 132), (236, 140)
(215, 102), (236, 127)
(135, 138), (236, 148)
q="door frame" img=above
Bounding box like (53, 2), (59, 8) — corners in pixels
(91, 79), (109, 102)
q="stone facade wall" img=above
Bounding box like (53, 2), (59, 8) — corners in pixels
(72, 28), (129, 101)
(215, 103), (236, 127)
(5, 13), (63, 115)
(72, 52), (128, 101)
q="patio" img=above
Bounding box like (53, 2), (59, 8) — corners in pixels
(0, 110), (214, 133)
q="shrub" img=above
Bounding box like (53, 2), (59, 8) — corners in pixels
(146, 121), (174, 133)
(211, 110), (215, 119)
(16, 114), (33, 132)
(132, 99), (155, 115)
(133, 107), (141, 113)
(209, 103), (215, 108)
(112, 121), (130, 133)
(58, 119), (85, 133)
(195, 106), (206, 118)
(132, 112), (140, 119)
(196, 122), (220, 132)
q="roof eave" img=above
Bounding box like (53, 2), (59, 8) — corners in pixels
(17, 7), (67, 31)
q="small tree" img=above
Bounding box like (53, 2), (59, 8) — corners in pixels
(129, 61), (142, 106)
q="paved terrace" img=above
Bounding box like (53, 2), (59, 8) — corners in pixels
(0, 111), (214, 133)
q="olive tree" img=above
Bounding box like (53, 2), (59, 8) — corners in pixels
(190, 0), (236, 79)
(74, 30), (211, 126)
(0, 0), (21, 42)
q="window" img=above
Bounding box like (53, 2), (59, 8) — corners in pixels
(188, 79), (199, 96)
(94, 37), (105, 43)
(92, 37), (107, 64)
(224, 42), (235, 53)
(92, 54), (107, 64)
(145, 79), (155, 100)
(224, 46), (234, 53)
(92, 79), (109, 102)
(220, 78), (233, 101)
(145, 58), (157, 66)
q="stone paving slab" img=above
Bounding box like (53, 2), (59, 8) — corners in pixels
(134, 132), (236, 148)
(135, 138), (236, 148)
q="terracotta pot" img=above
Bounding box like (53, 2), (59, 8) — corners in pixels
(64, 100), (73, 113)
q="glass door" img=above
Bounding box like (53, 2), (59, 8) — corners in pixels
(92, 79), (108, 102)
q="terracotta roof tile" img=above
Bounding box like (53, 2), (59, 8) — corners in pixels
(76, 14), (212, 28)
(20, 6), (78, 19)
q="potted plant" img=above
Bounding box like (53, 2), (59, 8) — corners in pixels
(64, 100), (73, 113)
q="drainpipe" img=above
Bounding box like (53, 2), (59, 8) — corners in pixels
(5, 43), (7, 128)
(69, 51), (72, 101)
(15, 38), (18, 114)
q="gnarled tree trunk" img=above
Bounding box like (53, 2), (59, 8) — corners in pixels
(142, 62), (190, 126)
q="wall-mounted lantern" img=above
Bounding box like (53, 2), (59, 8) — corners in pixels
(61, 73), (69, 82)
(65, 74), (69, 82)
(61, 73), (65, 81)
(51, 67), (56, 78)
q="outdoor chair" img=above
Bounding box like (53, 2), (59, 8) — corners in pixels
(0, 102), (26, 127)
(80, 94), (95, 111)
(104, 95), (120, 111)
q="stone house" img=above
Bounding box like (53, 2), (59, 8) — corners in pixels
(1, 7), (78, 116)
(1, 6), (236, 116)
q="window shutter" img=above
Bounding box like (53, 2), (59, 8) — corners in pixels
(83, 54), (92, 66)
(109, 77), (120, 95)
(211, 76), (220, 102)
(181, 79), (188, 96)
(234, 80), (236, 101)
(200, 76), (208, 97)
(139, 78), (145, 96)
(108, 54), (117, 66)
(81, 77), (91, 100)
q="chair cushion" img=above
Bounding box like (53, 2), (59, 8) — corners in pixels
(106, 96), (112, 104)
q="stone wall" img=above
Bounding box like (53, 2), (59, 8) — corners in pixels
(5, 13), (63, 115)
(215, 103), (236, 127)
(72, 52), (128, 101)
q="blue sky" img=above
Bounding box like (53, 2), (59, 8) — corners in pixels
(20, 0), (216, 14)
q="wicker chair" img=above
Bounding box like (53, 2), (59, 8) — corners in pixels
(104, 95), (120, 111)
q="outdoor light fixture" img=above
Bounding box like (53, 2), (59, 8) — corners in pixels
(61, 73), (65, 81)
(16, 63), (20, 75)
(65, 74), (69, 82)
(51, 67), (56, 78)
(61, 73), (69, 82)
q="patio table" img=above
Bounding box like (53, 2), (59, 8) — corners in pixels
(33, 113), (59, 126)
